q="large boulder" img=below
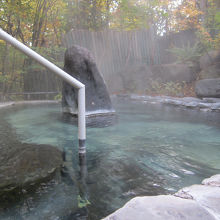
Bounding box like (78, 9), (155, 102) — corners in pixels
(104, 195), (216, 220)
(175, 184), (220, 219)
(0, 142), (63, 198)
(195, 78), (220, 98)
(196, 50), (220, 97)
(150, 62), (198, 83)
(62, 45), (114, 116)
(104, 174), (220, 220)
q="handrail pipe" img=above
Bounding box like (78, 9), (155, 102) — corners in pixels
(0, 28), (86, 154)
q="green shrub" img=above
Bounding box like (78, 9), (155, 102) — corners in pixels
(147, 80), (186, 97)
(54, 93), (62, 101)
(167, 42), (203, 63)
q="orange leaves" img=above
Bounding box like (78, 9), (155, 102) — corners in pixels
(197, 25), (220, 49)
(172, 0), (202, 31)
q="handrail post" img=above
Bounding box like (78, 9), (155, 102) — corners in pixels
(78, 86), (86, 154)
(0, 28), (86, 155)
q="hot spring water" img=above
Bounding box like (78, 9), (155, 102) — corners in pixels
(1, 97), (220, 219)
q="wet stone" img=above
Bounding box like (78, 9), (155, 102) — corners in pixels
(175, 184), (220, 219)
(129, 94), (220, 112)
(103, 195), (216, 220)
(202, 174), (220, 187)
(0, 142), (63, 202)
(104, 174), (220, 220)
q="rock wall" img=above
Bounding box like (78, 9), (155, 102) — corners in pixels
(195, 50), (220, 98)
(113, 62), (198, 94)
(195, 78), (220, 98)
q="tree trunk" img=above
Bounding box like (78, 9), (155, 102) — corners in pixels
(198, 0), (208, 23)
(1, 43), (9, 94)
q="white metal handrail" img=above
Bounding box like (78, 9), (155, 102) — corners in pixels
(0, 28), (86, 154)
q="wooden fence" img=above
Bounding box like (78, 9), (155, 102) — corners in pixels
(63, 29), (161, 81)
(0, 29), (196, 97)
(63, 29), (196, 87)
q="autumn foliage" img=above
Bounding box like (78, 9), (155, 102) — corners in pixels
(0, 0), (219, 96)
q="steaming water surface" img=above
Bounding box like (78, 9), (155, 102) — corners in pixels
(1, 97), (220, 219)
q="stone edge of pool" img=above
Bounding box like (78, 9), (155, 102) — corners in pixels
(103, 174), (220, 220)
(115, 94), (220, 112)
(1, 95), (220, 112)
(0, 100), (60, 109)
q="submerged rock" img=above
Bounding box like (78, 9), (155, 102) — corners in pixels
(62, 45), (114, 116)
(0, 142), (63, 200)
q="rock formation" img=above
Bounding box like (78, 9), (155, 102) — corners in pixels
(195, 50), (220, 98)
(195, 78), (220, 98)
(0, 142), (63, 203)
(62, 45), (114, 116)
(199, 50), (220, 70)
(103, 174), (220, 220)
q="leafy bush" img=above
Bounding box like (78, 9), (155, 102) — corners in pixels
(54, 93), (62, 101)
(146, 80), (187, 97)
(167, 42), (203, 63)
